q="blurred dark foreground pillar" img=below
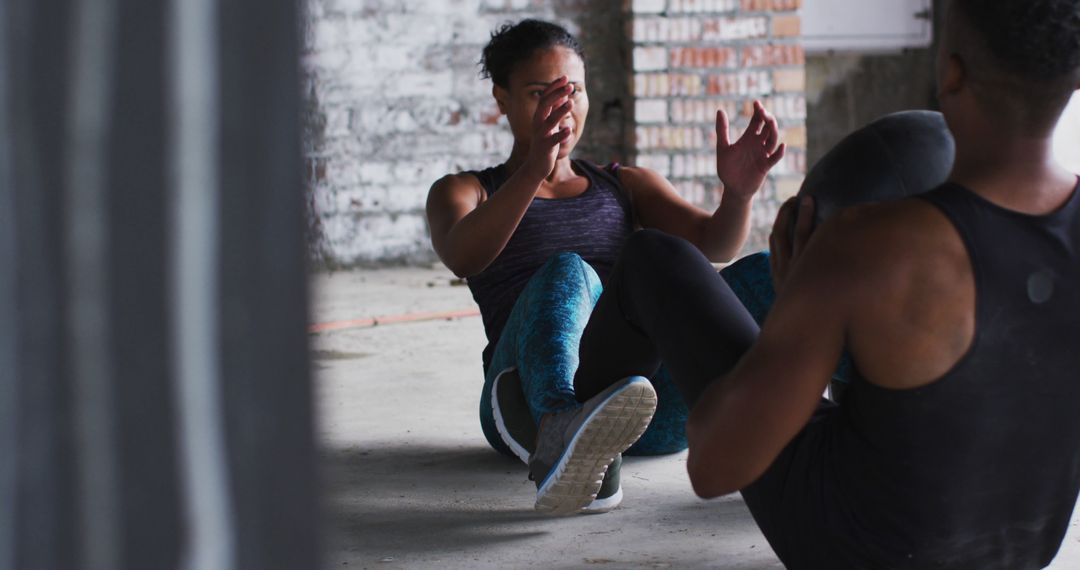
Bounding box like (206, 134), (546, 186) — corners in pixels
(0, 0), (320, 568)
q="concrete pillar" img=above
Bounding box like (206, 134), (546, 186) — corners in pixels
(0, 0), (319, 568)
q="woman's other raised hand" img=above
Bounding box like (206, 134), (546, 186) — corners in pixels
(715, 100), (786, 200)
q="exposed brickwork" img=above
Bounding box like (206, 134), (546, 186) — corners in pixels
(671, 47), (738, 68)
(629, 0), (806, 254)
(301, 0), (805, 265)
(302, 0), (630, 267)
(770, 14), (801, 37)
(742, 44), (805, 67)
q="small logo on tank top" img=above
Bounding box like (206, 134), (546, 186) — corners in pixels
(1027, 270), (1055, 304)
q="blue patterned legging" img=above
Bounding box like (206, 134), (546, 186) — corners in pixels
(478, 250), (783, 458)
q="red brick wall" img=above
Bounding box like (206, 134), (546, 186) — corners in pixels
(629, 0), (807, 253)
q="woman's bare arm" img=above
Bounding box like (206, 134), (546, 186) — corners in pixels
(620, 101), (786, 263)
(425, 79), (574, 277)
(427, 166), (546, 278)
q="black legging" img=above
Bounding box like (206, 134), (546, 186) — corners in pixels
(572, 229), (840, 569)
(573, 228), (759, 407)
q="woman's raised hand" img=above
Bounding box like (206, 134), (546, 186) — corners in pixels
(523, 76), (575, 181)
(715, 100), (786, 200)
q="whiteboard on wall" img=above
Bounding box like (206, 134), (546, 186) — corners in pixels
(802, 0), (934, 52)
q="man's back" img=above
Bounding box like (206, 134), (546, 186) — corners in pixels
(677, 1), (1080, 566)
(820, 181), (1080, 567)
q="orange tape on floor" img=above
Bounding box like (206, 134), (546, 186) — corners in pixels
(309, 308), (480, 333)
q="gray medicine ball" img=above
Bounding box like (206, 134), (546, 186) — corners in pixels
(797, 110), (956, 225)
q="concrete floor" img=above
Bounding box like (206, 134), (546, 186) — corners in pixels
(311, 266), (1080, 569)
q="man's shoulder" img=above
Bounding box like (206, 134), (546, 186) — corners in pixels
(811, 198), (977, 390)
(819, 198), (961, 262)
(801, 197), (969, 300)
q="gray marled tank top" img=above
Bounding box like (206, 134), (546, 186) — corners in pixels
(465, 159), (634, 371)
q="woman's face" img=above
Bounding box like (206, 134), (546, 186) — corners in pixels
(494, 46), (589, 160)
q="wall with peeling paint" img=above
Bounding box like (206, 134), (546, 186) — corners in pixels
(301, 0), (809, 268)
(301, 0), (630, 268)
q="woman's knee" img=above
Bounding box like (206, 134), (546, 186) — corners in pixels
(622, 229), (700, 274)
(535, 251), (598, 287)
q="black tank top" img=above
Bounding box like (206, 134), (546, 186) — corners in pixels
(464, 160), (633, 371)
(832, 181), (1080, 568)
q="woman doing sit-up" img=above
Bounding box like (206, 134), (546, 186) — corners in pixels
(425, 18), (785, 514)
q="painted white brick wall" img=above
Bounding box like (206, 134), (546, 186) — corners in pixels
(302, 0), (636, 267)
(302, 0), (801, 266)
(303, 0), (551, 266)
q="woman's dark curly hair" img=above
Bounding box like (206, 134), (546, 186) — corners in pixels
(479, 19), (585, 88)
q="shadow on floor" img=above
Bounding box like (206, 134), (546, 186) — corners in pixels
(322, 442), (783, 568)
(323, 443), (551, 554)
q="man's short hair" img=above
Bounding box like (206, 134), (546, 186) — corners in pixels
(949, 0), (1080, 133)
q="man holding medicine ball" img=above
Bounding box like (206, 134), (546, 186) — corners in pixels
(546, 1), (1080, 567)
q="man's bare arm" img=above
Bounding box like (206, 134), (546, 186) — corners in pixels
(683, 195), (974, 497)
(685, 214), (860, 498)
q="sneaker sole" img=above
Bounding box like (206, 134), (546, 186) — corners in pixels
(534, 378), (656, 515)
(491, 367), (532, 464)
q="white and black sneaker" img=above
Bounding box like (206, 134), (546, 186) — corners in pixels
(580, 453), (623, 514)
(492, 369), (632, 513)
(527, 376), (656, 515)
(491, 368), (536, 464)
